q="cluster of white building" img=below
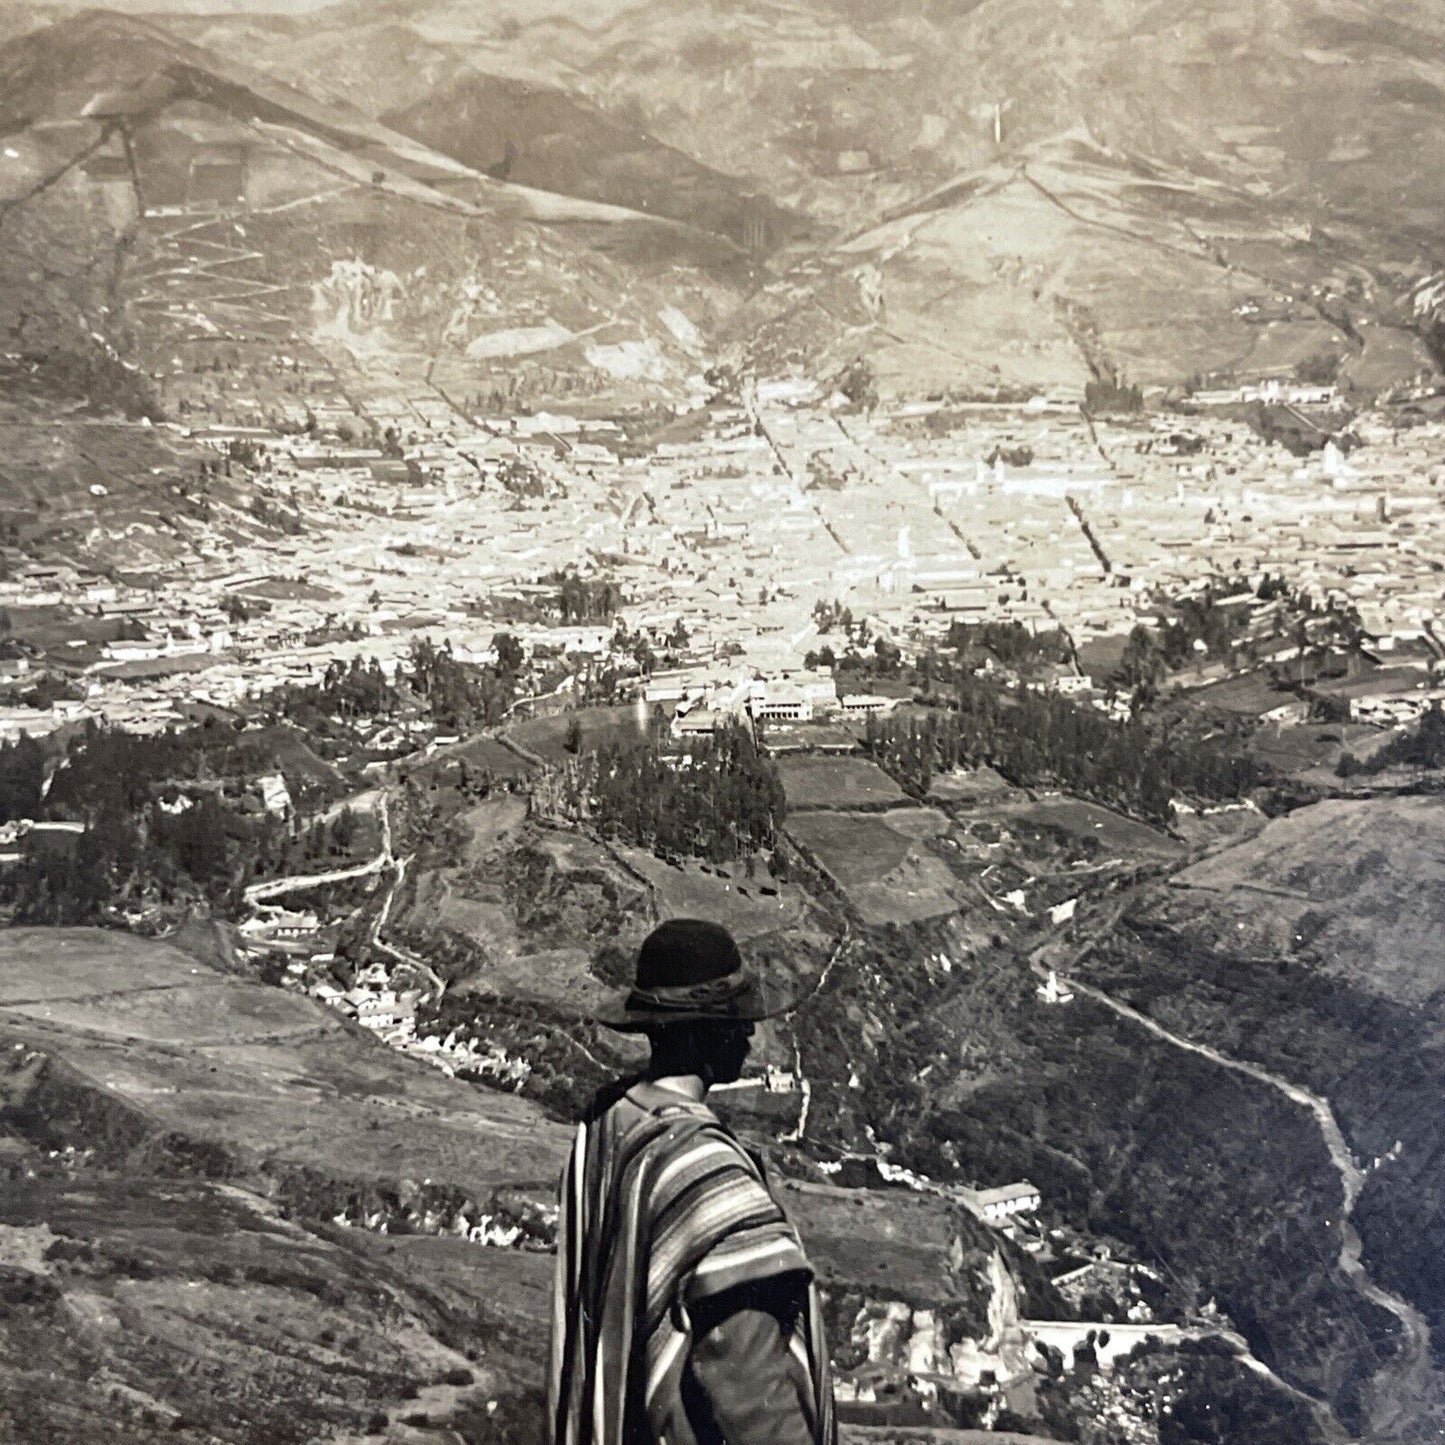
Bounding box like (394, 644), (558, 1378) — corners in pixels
(10, 370), (1445, 761)
(640, 666), (898, 735)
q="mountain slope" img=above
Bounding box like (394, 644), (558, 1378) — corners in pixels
(727, 133), (1437, 395)
(0, 925), (1057, 1443)
(567, 0), (1445, 227)
(0, 11), (753, 414)
(46, 0), (1445, 244)
(382, 70), (804, 253)
(1078, 796), (1445, 1431)
(137, 0), (1445, 395)
(0, 7), (706, 228)
(0, 926), (565, 1442)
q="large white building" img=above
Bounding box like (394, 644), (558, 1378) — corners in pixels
(967, 1181), (1042, 1222)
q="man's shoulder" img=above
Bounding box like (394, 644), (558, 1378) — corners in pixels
(591, 1083), (757, 1171)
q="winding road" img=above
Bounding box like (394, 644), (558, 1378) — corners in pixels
(1031, 934), (1432, 1442)
(243, 795), (443, 997)
(244, 793), (393, 904)
(243, 852), (388, 903)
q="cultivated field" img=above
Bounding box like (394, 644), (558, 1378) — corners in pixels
(926, 765), (1019, 806)
(979, 796), (1183, 864)
(1247, 721), (1359, 777)
(779, 1176), (974, 1300)
(778, 754), (910, 810)
(621, 845), (807, 940)
(420, 734), (537, 786)
(458, 794), (531, 859)
(787, 808), (964, 924)
(1186, 667), (1291, 717)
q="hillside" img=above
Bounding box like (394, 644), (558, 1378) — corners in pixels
(32, 0), (1445, 254)
(0, 927), (568, 1442)
(1078, 795), (1445, 1433)
(364, 763), (1389, 1438)
(382, 71), (804, 254)
(1162, 796), (1445, 1005)
(569, 0), (1445, 233)
(5, 1), (1445, 1434)
(0, 926), (1048, 1443)
(0, 687), (1421, 1440)
(0, 11), (750, 424)
(724, 135), (1382, 395)
(0, 403), (276, 575)
(143, 0), (1445, 395)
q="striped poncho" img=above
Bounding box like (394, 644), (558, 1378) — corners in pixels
(548, 1080), (836, 1445)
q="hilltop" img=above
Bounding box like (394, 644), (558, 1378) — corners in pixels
(0, 926), (1061, 1442)
(0, 927), (567, 1442)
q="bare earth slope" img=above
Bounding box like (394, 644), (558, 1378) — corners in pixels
(0, 928), (568, 1208)
(380, 70), (802, 253)
(0, 927), (569, 1442)
(10, 0), (1443, 396)
(11, 0), (1445, 397)
(1165, 795), (1445, 1006)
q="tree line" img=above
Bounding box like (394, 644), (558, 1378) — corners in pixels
(862, 675), (1260, 822)
(0, 720), (367, 925)
(531, 720), (785, 863)
(1337, 701), (1445, 776)
(1117, 577), (1365, 699)
(275, 636), (523, 735)
(547, 570), (625, 624)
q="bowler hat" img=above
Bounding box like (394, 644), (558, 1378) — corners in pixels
(595, 919), (787, 1031)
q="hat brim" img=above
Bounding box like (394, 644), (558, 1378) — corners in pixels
(594, 974), (797, 1032)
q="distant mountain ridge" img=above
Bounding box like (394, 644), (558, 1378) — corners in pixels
(5, 0), (1445, 396)
(380, 70), (808, 254)
(0, 8), (692, 230)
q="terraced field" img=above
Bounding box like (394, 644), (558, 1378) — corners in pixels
(787, 807), (965, 925)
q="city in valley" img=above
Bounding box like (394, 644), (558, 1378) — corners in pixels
(9, 372), (1445, 745)
(3, 5), (1445, 1445)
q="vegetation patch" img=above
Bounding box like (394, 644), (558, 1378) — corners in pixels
(777, 754), (910, 811)
(532, 721), (784, 864)
(787, 811), (962, 925)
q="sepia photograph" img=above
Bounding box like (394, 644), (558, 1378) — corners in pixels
(0, 1), (1443, 1442)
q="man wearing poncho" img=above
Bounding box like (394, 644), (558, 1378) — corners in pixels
(548, 919), (836, 1445)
